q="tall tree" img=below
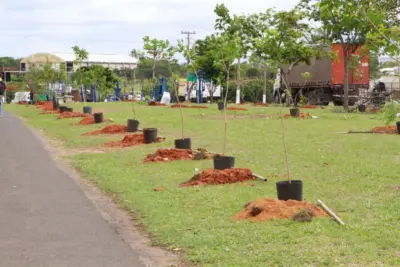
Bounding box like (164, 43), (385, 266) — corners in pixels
(299, 0), (376, 111)
(215, 4), (252, 104)
(142, 36), (171, 79)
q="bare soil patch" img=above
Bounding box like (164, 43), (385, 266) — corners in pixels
(233, 198), (327, 222)
(180, 168), (256, 187)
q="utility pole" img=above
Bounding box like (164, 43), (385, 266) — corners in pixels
(181, 30), (196, 101)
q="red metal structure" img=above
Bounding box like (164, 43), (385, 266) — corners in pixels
(281, 44), (370, 105)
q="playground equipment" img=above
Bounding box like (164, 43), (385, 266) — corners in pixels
(184, 71), (221, 103)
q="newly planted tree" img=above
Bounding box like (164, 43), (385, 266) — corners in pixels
(251, 7), (318, 199)
(211, 33), (241, 160)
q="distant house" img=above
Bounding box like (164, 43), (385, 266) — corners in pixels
(20, 52), (137, 73)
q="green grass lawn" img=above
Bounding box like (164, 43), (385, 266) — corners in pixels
(6, 102), (400, 266)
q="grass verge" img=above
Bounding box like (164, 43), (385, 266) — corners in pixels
(6, 102), (400, 266)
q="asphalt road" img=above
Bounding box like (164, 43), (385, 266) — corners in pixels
(0, 111), (145, 267)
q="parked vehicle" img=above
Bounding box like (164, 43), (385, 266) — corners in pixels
(278, 44), (370, 106)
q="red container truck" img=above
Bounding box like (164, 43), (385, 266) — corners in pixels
(280, 43), (370, 106)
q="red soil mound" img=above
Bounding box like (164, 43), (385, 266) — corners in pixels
(144, 149), (194, 163)
(180, 168), (256, 187)
(171, 104), (190, 108)
(283, 112), (311, 119)
(302, 105), (317, 109)
(104, 134), (165, 148)
(190, 105), (208, 109)
(83, 125), (127, 136)
(227, 107), (248, 111)
(78, 116), (109, 125)
(233, 198), (327, 222)
(40, 110), (60, 115)
(149, 101), (166, 106)
(144, 148), (215, 163)
(18, 101), (28, 104)
(171, 104), (208, 109)
(38, 102), (55, 111)
(58, 112), (89, 119)
(371, 126), (398, 134)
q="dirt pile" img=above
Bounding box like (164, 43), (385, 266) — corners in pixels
(144, 149), (194, 163)
(144, 148), (216, 163)
(58, 112), (89, 119)
(190, 105), (208, 109)
(83, 125), (127, 136)
(38, 102), (55, 111)
(40, 110), (60, 115)
(283, 112), (312, 119)
(18, 101), (28, 105)
(233, 198), (327, 222)
(78, 116), (109, 125)
(149, 101), (166, 106)
(227, 107), (248, 111)
(180, 168), (255, 187)
(302, 105), (317, 109)
(104, 134), (165, 148)
(371, 126), (398, 134)
(171, 104), (209, 109)
(171, 104), (190, 108)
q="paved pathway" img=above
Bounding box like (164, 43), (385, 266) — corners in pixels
(0, 112), (145, 267)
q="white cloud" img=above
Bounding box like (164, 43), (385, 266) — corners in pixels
(1, 0), (298, 58)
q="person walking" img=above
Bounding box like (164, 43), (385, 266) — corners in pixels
(0, 76), (6, 117)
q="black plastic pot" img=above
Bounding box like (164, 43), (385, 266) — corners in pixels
(358, 105), (366, 113)
(83, 106), (92, 114)
(143, 128), (158, 144)
(276, 180), (303, 201)
(290, 108), (300, 118)
(94, 113), (104, 124)
(127, 119), (139, 132)
(65, 107), (73, 112)
(175, 138), (191, 150)
(396, 121), (400, 134)
(213, 155), (235, 170)
(218, 102), (225, 111)
(59, 106), (68, 113)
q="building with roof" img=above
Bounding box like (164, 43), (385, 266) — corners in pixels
(20, 52), (137, 73)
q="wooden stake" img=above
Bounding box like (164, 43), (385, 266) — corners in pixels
(317, 200), (345, 226)
(252, 173), (268, 182)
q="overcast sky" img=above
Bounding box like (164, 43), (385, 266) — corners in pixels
(1, 0), (297, 58)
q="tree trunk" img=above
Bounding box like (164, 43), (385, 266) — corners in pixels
(343, 46), (349, 111)
(263, 67), (267, 104)
(236, 59), (241, 104)
(152, 57), (156, 79)
(223, 71), (230, 155)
